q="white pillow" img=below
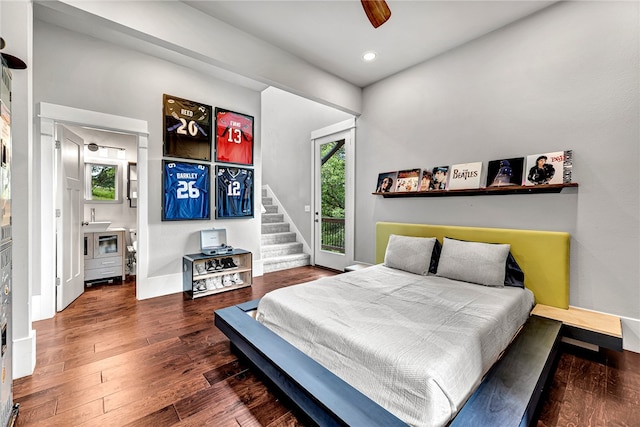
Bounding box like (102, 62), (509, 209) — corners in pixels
(435, 237), (510, 287)
(384, 235), (436, 276)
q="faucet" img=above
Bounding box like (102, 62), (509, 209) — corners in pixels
(91, 208), (95, 222)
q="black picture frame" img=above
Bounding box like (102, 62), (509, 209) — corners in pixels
(215, 165), (254, 219)
(486, 157), (525, 188)
(163, 94), (212, 161)
(215, 107), (254, 166)
(162, 160), (210, 221)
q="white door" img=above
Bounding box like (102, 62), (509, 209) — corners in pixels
(312, 119), (355, 271)
(56, 125), (85, 311)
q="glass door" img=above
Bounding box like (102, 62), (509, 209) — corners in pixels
(312, 119), (355, 271)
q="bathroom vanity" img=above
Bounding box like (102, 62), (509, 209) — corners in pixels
(84, 228), (126, 284)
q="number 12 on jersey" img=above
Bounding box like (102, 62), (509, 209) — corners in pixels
(216, 166), (254, 219)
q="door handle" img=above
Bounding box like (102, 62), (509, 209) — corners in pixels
(81, 221), (89, 226)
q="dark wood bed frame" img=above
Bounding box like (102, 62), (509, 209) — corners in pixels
(215, 300), (562, 426)
(215, 223), (572, 426)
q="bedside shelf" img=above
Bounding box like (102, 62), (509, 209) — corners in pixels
(531, 304), (622, 351)
(373, 183), (578, 198)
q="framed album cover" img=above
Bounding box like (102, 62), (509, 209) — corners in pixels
(215, 108), (254, 165)
(163, 94), (212, 161)
(486, 157), (525, 187)
(524, 150), (572, 186)
(216, 166), (254, 219)
(162, 160), (210, 221)
(429, 166), (450, 190)
(375, 171), (397, 193)
(395, 168), (421, 192)
(448, 162), (483, 190)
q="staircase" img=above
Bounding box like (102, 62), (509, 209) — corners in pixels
(261, 189), (311, 273)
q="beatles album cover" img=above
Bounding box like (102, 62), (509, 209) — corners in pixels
(163, 94), (212, 161)
(375, 171), (398, 193)
(448, 162), (483, 190)
(486, 157), (525, 187)
(524, 150), (572, 186)
(395, 168), (421, 192)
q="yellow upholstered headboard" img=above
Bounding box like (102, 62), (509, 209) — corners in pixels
(375, 222), (570, 309)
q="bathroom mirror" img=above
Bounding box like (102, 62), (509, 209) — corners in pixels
(127, 162), (137, 208)
(85, 162), (121, 203)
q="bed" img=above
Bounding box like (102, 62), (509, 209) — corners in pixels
(215, 223), (570, 426)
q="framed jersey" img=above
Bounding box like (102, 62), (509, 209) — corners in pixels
(163, 94), (212, 161)
(215, 166), (254, 219)
(162, 160), (210, 221)
(215, 108), (254, 165)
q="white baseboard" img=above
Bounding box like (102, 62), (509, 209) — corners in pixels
(253, 260), (263, 277)
(32, 292), (55, 322)
(621, 315), (640, 353)
(137, 273), (183, 300)
(13, 330), (36, 379)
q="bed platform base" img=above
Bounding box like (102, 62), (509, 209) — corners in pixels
(451, 315), (562, 427)
(214, 301), (563, 427)
(215, 299), (406, 426)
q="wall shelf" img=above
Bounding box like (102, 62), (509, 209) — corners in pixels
(373, 183), (578, 198)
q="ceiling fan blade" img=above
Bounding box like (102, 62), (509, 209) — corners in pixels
(361, 0), (391, 28)
(1, 53), (27, 70)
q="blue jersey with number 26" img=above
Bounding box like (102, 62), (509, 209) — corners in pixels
(164, 162), (210, 220)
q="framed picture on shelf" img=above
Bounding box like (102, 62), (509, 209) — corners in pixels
(162, 160), (210, 221)
(375, 171), (397, 193)
(418, 169), (433, 191)
(395, 168), (421, 192)
(429, 166), (449, 190)
(486, 157), (525, 187)
(524, 150), (572, 186)
(216, 166), (254, 219)
(448, 162), (483, 190)
(215, 108), (254, 166)
(163, 94), (212, 161)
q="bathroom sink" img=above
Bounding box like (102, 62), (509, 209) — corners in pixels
(83, 221), (111, 232)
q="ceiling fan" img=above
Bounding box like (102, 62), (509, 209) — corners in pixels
(0, 38), (27, 70)
(361, 0), (392, 28)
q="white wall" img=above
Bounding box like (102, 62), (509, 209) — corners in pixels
(262, 87), (353, 245)
(1, 0), (36, 379)
(355, 2), (640, 350)
(38, 0), (362, 115)
(34, 20), (263, 292)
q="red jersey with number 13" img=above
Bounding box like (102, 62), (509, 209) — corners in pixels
(216, 110), (253, 165)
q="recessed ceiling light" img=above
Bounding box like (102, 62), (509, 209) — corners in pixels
(362, 51), (377, 62)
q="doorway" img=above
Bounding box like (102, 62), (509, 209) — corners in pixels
(65, 125), (138, 305)
(311, 119), (355, 271)
(35, 102), (148, 320)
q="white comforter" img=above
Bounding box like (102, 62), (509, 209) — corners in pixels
(256, 265), (535, 427)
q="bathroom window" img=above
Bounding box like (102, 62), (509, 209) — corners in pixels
(85, 162), (121, 203)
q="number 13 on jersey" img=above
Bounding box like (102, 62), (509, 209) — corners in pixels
(215, 107), (254, 166)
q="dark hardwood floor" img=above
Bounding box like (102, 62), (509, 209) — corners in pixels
(13, 267), (640, 426)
